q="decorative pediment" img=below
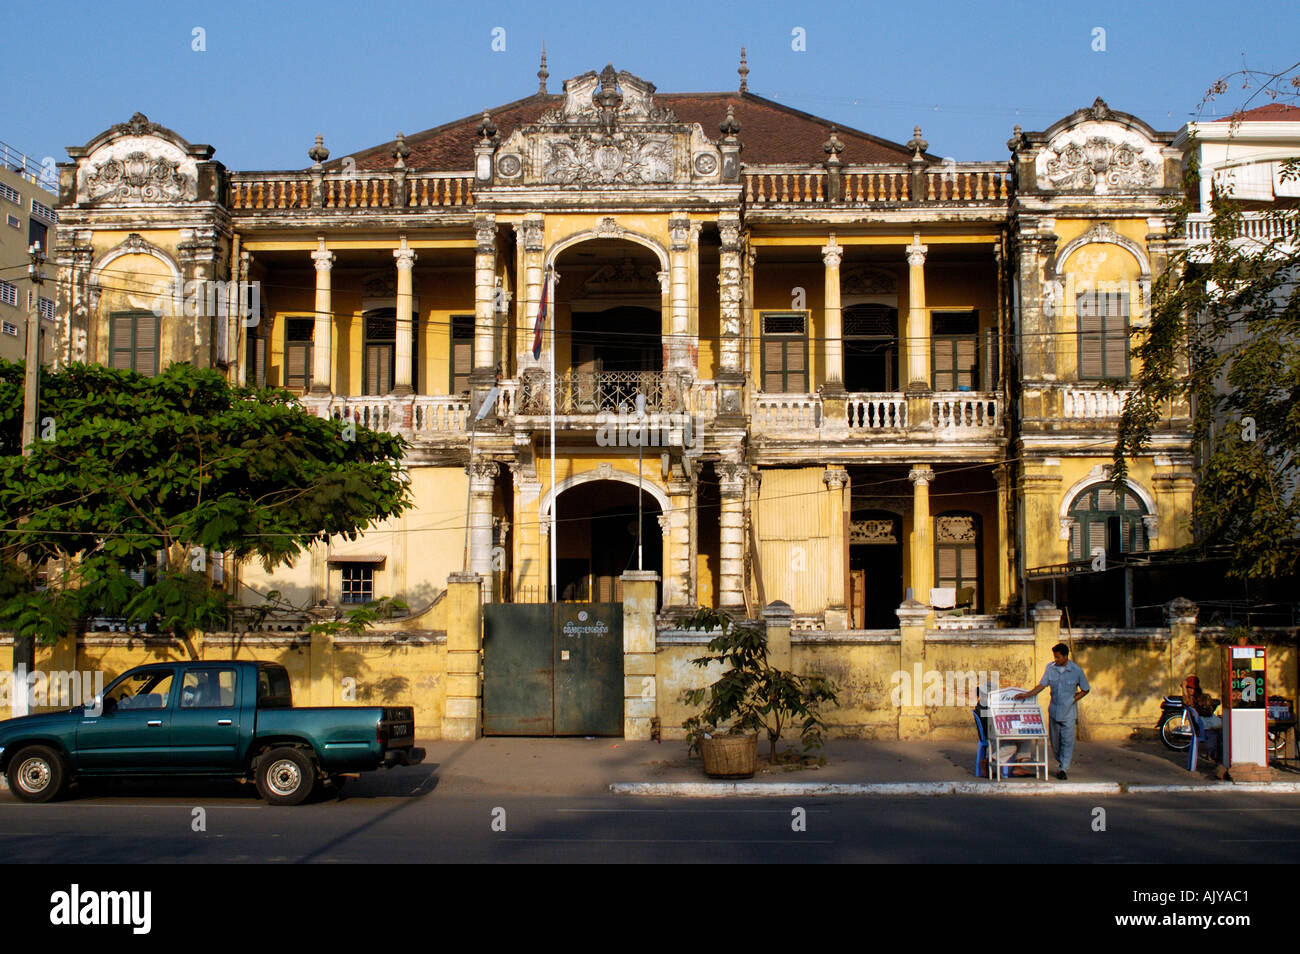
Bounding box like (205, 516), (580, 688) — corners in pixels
(492, 65), (721, 189)
(70, 112), (210, 206)
(1034, 100), (1164, 194)
(538, 65), (678, 126)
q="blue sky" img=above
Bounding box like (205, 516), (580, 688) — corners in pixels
(4, 0), (1295, 172)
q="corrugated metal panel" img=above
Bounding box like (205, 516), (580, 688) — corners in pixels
(757, 468), (830, 538)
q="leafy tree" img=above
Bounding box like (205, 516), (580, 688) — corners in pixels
(1115, 66), (1300, 581)
(678, 608), (838, 764)
(0, 361), (412, 651)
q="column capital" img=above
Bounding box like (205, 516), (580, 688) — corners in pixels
(516, 216), (544, 253)
(669, 215), (692, 250)
(718, 212), (741, 251)
(394, 235), (417, 270)
(311, 237), (334, 271)
(824, 467), (849, 490)
(475, 214), (497, 253)
(905, 233), (927, 267)
(718, 460), (747, 497)
(467, 460), (500, 492)
(656, 269), (670, 295)
(821, 234), (842, 268)
(908, 465), (935, 487)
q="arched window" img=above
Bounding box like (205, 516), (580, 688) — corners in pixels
(1067, 483), (1148, 560)
(934, 511), (981, 610)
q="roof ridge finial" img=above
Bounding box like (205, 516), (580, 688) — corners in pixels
(738, 46), (749, 93)
(538, 40), (549, 95)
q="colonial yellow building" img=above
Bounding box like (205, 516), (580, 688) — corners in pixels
(50, 62), (1197, 642)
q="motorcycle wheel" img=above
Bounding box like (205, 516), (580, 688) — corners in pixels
(1160, 711), (1194, 751)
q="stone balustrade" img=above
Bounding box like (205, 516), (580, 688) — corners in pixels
(1061, 387), (1130, 419)
(931, 392), (999, 430)
(228, 171), (474, 211)
(744, 162), (1009, 206)
(846, 393), (907, 429)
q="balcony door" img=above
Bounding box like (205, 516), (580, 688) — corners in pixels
(362, 308), (418, 395)
(843, 304), (899, 392)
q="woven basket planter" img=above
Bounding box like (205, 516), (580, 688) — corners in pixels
(699, 733), (758, 778)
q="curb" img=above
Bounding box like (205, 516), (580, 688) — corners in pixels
(609, 780), (1300, 797)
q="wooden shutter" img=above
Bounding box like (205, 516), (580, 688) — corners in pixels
(956, 338), (976, 389)
(938, 547), (958, 586)
(1104, 305), (1130, 380)
(366, 344), (393, 395)
(134, 313), (158, 376)
(1078, 305), (1105, 379)
(933, 340), (954, 390)
(253, 336), (266, 387)
(285, 343), (311, 390)
(960, 546), (978, 583)
(763, 340), (785, 392)
(785, 339), (806, 391)
(110, 313), (134, 371)
(1087, 521), (1106, 557)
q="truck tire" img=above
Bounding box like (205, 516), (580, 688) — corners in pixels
(255, 747), (316, 806)
(6, 745), (68, 803)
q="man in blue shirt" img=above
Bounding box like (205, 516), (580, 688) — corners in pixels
(1016, 643), (1090, 779)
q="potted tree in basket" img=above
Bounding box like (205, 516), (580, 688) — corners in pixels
(679, 608), (838, 777)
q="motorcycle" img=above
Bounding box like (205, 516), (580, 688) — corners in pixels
(1156, 695), (1196, 751)
(1156, 693), (1290, 754)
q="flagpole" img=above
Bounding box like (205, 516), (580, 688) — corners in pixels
(548, 265), (558, 602)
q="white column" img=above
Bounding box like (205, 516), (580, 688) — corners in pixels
(393, 236), (416, 395)
(905, 234), (929, 390)
(824, 467), (849, 627)
(515, 215), (545, 371)
(469, 461), (499, 589)
(310, 237), (334, 394)
(669, 215), (692, 371)
(474, 214), (497, 372)
(909, 465), (935, 607)
(822, 235), (843, 393)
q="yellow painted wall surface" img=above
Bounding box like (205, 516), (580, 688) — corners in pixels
(240, 465), (468, 612)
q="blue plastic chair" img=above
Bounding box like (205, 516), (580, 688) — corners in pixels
(1186, 707), (1214, 771)
(972, 708), (1012, 778)
(973, 708), (988, 776)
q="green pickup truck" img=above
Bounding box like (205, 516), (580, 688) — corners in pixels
(0, 660), (422, 805)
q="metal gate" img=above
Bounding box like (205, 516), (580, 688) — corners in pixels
(482, 602), (624, 736)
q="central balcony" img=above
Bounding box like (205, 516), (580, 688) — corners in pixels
(751, 390), (1001, 446)
(516, 369), (672, 416)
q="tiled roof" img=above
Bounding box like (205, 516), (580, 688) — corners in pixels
(337, 91), (925, 173)
(1211, 103), (1300, 122)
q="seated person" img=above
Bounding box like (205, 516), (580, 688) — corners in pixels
(1183, 676), (1221, 730)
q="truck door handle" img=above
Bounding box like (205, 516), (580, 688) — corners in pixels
(217, 719), (232, 726)
(147, 720), (163, 726)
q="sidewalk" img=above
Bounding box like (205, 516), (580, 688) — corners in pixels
(411, 735), (1300, 797)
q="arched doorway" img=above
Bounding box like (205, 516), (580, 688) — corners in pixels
(550, 239), (666, 411)
(551, 479), (664, 604)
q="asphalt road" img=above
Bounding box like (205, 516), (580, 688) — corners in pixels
(3, 763), (1300, 863)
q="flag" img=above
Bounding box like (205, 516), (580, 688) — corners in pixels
(532, 269), (549, 360)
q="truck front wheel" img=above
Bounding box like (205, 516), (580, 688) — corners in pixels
(255, 747), (316, 806)
(6, 745), (68, 803)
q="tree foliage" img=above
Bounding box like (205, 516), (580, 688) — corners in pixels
(0, 361), (412, 646)
(1115, 69), (1300, 581)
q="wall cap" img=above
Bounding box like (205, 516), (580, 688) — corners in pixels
(1031, 600), (1063, 622)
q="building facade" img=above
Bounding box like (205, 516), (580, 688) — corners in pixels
(0, 141), (59, 363)
(50, 62), (1205, 633)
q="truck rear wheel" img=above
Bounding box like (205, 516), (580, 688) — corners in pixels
(255, 747), (316, 806)
(6, 745), (67, 803)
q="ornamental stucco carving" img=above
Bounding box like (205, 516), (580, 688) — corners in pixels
(1036, 121), (1162, 193)
(543, 133), (673, 185)
(83, 140), (197, 204)
(497, 65), (721, 188)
